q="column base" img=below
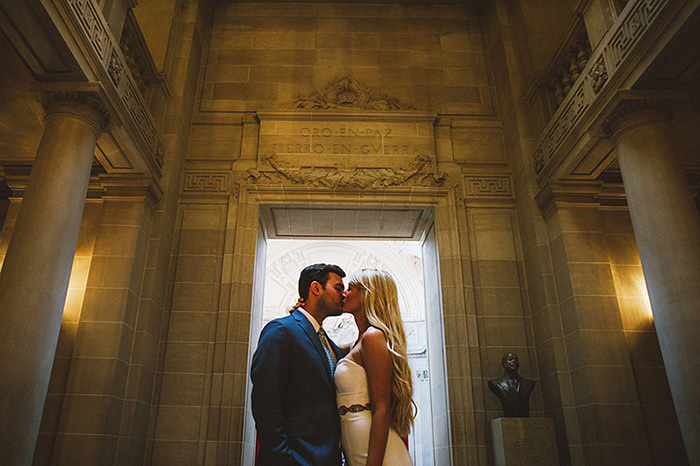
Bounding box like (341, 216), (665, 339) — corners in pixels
(491, 417), (559, 466)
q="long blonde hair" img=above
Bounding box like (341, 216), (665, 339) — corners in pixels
(348, 269), (415, 436)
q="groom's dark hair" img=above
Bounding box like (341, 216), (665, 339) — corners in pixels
(298, 263), (346, 300)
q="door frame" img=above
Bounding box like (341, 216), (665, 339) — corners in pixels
(221, 184), (475, 465)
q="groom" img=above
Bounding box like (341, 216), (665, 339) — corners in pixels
(251, 263), (346, 465)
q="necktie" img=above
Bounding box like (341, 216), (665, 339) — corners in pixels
(509, 378), (519, 393)
(317, 328), (336, 375)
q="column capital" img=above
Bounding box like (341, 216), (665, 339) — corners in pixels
(601, 93), (684, 139)
(42, 91), (111, 135)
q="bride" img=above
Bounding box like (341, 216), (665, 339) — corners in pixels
(336, 269), (414, 466)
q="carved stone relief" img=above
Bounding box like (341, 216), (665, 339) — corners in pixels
(181, 163), (451, 196)
(294, 76), (416, 111)
(532, 0), (671, 177)
(257, 152), (446, 189)
(589, 56), (608, 94)
(64, 0), (165, 173)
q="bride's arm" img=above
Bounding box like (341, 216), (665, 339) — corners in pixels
(362, 327), (393, 466)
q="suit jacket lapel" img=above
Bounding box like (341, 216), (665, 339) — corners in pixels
(292, 309), (333, 379)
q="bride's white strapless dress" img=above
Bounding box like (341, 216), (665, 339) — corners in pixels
(335, 358), (413, 466)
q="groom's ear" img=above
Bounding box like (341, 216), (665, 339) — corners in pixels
(309, 281), (322, 297)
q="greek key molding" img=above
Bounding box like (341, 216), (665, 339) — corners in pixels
(294, 76), (416, 111)
(532, 0), (670, 176)
(63, 0), (164, 174)
(604, 0), (667, 73)
(182, 172), (230, 193)
(465, 176), (512, 198)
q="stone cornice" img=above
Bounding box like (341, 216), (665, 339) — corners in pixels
(535, 179), (628, 217)
(256, 110), (437, 123)
(99, 173), (162, 204)
(0, 165), (161, 203)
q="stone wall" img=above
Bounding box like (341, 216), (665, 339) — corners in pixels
(161, 2), (531, 464)
(478, 1), (686, 464)
(202, 3), (490, 114)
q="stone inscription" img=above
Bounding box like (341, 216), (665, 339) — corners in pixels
(268, 126), (423, 157)
(260, 118), (435, 161)
(257, 117), (436, 172)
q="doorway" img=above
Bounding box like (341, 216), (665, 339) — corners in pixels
(242, 204), (451, 465)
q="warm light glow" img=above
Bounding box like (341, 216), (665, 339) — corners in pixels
(612, 265), (654, 328)
(637, 276), (654, 321)
(62, 256), (92, 322)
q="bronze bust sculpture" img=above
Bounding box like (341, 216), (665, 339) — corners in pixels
(488, 352), (535, 418)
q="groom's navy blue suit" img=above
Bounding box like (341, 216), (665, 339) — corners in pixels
(251, 309), (342, 465)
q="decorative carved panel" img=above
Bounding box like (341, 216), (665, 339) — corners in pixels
(532, 0), (671, 179)
(294, 76), (416, 111)
(465, 176), (512, 198)
(63, 0), (165, 175)
(258, 152), (445, 189)
(604, 0), (667, 73)
(182, 172), (230, 193)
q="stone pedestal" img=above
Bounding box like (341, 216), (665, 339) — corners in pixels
(605, 102), (700, 463)
(491, 418), (559, 466)
(0, 92), (108, 464)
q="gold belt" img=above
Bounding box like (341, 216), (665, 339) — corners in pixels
(338, 403), (371, 416)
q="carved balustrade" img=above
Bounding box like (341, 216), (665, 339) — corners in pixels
(546, 22), (592, 108)
(119, 9), (170, 101)
(60, 0), (165, 175)
(532, 0), (675, 182)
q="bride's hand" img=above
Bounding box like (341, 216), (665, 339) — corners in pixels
(289, 298), (305, 313)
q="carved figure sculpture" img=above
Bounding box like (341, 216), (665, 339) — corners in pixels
(488, 352), (536, 418)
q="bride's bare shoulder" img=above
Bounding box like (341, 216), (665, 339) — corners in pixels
(360, 327), (388, 349)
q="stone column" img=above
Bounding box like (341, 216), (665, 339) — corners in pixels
(0, 92), (108, 464)
(605, 101), (700, 463)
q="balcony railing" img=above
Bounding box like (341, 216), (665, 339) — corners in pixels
(532, 0), (673, 180)
(62, 0), (165, 175)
